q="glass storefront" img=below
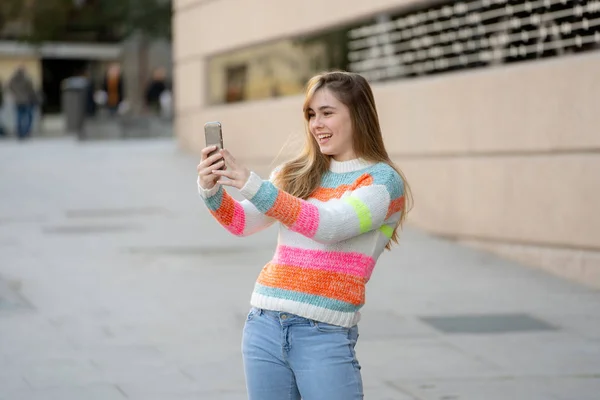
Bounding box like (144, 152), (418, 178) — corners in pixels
(208, 0), (600, 104)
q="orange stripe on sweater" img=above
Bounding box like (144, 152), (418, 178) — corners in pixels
(256, 263), (365, 306)
(386, 196), (405, 218)
(214, 192), (236, 226)
(311, 174), (374, 201)
(265, 192), (302, 226)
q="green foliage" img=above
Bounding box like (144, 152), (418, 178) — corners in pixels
(0, 0), (171, 43)
(122, 0), (172, 39)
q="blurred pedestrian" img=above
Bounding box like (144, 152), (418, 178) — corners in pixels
(0, 79), (5, 137)
(101, 63), (125, 115)
(196, 71), (412, 399)
(7, 66), (37, 140)
(144, 67), (169, 114)
(80, 68), (96, 117)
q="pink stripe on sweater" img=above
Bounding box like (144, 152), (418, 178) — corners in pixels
(273, 245), (376, 279)
(226, 201), (246, 235)
(290, 203), (319, 238)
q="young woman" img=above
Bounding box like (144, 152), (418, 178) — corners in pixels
(197, 71), (411, 400)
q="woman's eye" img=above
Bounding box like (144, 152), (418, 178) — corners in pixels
(307, 114), (315, 119)
(324, 111), (332, 116)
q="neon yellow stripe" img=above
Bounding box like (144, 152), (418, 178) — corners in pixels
(343, 196), (371, 233)
(379, 224), (394, 239)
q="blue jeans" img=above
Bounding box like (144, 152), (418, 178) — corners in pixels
(242, 308), (363, 400)
(16, 104), (33, 139)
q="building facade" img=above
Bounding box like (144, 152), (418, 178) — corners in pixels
(173, 0), (600, 287)
(0, 0), (174, 130)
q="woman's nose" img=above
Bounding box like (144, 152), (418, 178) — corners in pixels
(311, 115), (323, 129)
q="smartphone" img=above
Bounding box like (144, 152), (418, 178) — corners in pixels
(204, 121), (225, 170)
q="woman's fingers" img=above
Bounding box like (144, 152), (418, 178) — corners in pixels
(211, 168), (234, 178)
(198, 152), (223, 171)
(200, 145), (217, 160)
(201, 148), (232, 170)
(199, 160), (224, 175)
(219, 149), (237, 166)
(198, 147), (222, 173)
(216, 177), (234, 187)
(212, 168), (239, 187)
(205, 152), (223, 166)
(199, 149), (248, 189)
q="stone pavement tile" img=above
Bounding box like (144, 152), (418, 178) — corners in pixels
(529, 291), (600, 318)
(396, 376), (600, 400)
(541, 377), (600, 400)
(0, 383), (126, 400)
(178, 357), (247, 394)
(535, 310), (600, 341)
(84, 344), (166, 370)
(0, 369), (32, 397)
(205, 394), (248, 400)
(83, 343), (246, 395)
(112, 369), (201, 399)
(20, 358), (105, 389)
(443, 331), (600, 376)
(0, 316), (83, 371)
(373, 234), (598, 317)
(96, 363), (189, 388)
(157, 336), (244, 366)
(395, 378), (544, 400)
(363, 381), (421, 400)
(123, 392), (247, 400)
(356, 310), (440, 340)
(50, 320), (134, 350)
(358, 338), (500, 382)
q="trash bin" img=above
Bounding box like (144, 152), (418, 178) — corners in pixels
(61, 76), (89, 139)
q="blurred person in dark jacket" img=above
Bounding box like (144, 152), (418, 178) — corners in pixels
(0, 79), (5, 137)
(144, 67), (169, 113)
(8, 66), (38, 140)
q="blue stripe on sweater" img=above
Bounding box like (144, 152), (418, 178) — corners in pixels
(254, 283), (361, 313)
(320, 163), (404, 199)
(205, 186), (224, 211)
(252, 181), (279, 213)
(320, 170), (370, 188)
(369, 163), (404, 199)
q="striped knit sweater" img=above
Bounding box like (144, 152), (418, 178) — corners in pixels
(198, 158), (405, 327)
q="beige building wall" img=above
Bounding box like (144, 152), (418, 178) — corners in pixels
(173, 0), (600, 288)
(0, 56), (41, 87)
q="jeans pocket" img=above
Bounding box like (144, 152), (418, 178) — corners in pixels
(314, 321), (349, 333)
(246, 307), (260, 322)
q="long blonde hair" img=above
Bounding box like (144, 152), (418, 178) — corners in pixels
(273, 71), (413, 249)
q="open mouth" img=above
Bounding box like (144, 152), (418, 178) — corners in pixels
(317, 133), (332, 144)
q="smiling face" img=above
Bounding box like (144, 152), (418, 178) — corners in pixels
(306, 88), (356, 162)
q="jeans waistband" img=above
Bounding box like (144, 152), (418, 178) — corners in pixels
(252, 307), (315, 325)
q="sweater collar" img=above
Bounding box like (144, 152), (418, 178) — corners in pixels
(329, 157), (374, 173)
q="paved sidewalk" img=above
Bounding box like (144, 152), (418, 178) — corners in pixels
(1, 137), (599, 400)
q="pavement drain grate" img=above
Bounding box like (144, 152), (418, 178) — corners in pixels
(125, 246), (262, 256)
(65, 207), (170, 218)
(418, 313), (558, 334)
(43, 225), (139, 234)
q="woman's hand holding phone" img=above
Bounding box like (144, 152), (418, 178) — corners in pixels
(211, 149), (251, 190)
(197, 146), (225, 190)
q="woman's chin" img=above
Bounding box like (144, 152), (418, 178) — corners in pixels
(318, 146), (335, 156)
